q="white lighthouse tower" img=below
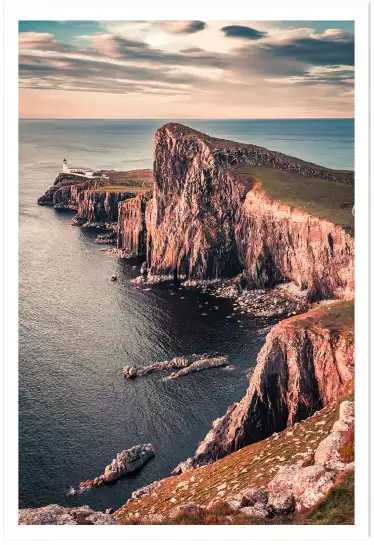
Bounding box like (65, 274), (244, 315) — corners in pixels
(62, 158), (68, 173)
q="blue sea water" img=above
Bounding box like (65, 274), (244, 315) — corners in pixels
(19, 118), (354, 512)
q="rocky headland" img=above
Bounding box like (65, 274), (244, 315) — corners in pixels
(29, 123), (355, 525)
(118, 123), (354, 302)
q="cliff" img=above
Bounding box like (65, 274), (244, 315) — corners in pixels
(77, 189), (138, 224)
(174, 301), (354, 472)
(116, 190), (153, 256)
(37, 173), (105, 209)
(38, 169), (154, 228)
(117, 123), (354, 301)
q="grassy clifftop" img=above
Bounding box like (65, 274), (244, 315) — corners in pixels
(115, 388), (353, 524)
(89, 169), (153, 194)
(232, 165), (354, 232)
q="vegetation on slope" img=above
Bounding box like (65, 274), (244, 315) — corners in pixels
(233, 165), (354, 232)
(115, 389), (353, 524)
(293, 300), (354, 340)
(90, 169), (154, 194)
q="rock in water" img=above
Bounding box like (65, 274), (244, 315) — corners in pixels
(103, 444), (155, 483)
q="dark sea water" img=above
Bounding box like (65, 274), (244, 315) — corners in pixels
(19, 118), (354, 512)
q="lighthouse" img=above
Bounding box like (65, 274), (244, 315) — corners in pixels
(61, 158), (94, 177)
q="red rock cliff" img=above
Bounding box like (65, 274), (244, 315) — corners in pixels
(117, 191), (153, 257)
(174, 301), (354, 472)
(117, 123), (354, 300)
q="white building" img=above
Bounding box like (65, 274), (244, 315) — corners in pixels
(62, 159), (93, 177)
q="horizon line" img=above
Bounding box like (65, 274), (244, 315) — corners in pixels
(19, 116), (355, 121)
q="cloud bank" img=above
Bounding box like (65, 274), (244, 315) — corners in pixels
(18, 20), (354, 118)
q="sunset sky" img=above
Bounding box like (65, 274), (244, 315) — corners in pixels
(19, 20), (354, 119)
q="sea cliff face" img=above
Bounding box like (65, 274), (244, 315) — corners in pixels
(38, 173), (105, 209)
(116, 123), (354, 301)
(174, 301), (354, 473)
(77, 190), (137, 224)
(238, 185), (354, 300)
(117, 190), (153, 256)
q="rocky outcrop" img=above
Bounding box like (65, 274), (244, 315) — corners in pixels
(116, 123), (354, 301)
(37, 173), (105, 209)
(103, 444), (155, 483)
(164, 355), (229, 381)
(174, 301), (354, 472)
(18, 504), (118, 525)
(122, 353), (228, 380)
(71, 444), (155, 495)
(267, 400), (354, 513)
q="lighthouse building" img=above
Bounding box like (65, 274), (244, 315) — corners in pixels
(62, 159), (93, 177)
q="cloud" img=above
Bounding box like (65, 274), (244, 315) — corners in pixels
(18, 22), (355, 118)
(221, 25), (267, 40)
(158, 21), (206, 34)
(263, 32), (354, 66)
(18, 32), (75, 53)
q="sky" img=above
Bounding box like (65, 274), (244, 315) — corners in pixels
(19, 20), (354, 119)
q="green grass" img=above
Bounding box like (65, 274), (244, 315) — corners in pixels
(88, 185), (150, 194)
(104, 169), (153, 185)
(300, 470), (354, 525)
(118, 471), (355, 525)
(294, 301), (354, 340)
(232, 166), (354, 232)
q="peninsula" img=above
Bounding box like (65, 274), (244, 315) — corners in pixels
(26, 123), (355, 525)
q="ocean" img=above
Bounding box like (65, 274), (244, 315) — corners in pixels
(19, 118), (354, 511)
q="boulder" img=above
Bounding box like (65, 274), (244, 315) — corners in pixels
(267, 464), (299, 514)
(241, 487), (268, 506)
(239, 503), (268, 518)
(292, 464), (337, 511)
(169, 503), (202, 519)
(103, 443), (155, 482)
